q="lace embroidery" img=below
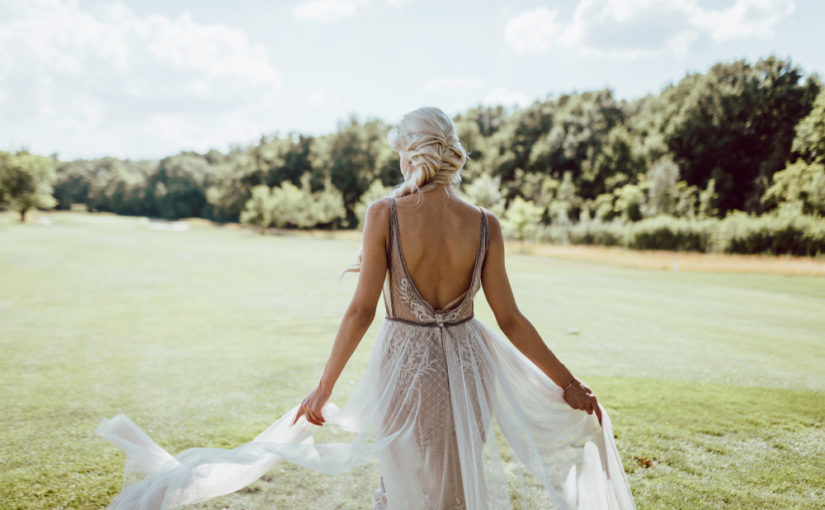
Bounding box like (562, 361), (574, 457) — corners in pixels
(398, 275), (433, 322)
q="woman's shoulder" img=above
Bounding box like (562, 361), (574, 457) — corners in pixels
(452, 196), (500, 228)
(363, 197), (392, 226)
(367, 196), (393, 213)
(473, 204), (501, 238)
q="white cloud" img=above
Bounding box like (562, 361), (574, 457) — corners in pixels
(504, 0), (796, 60)
(292, 0), (412, 23)
(482, 88), (532, 108)
(306, 88), (343, 110)
(690, 0), (795, 41)
(0, 0), (282, 159)
(309, 89), (327, 106)
(292, 0), (361, 23)
(504, 7), (560, 55)
(425, 77), (483, 90)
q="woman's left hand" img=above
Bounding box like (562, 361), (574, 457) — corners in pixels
(292, 385), (331, 426)
(563, 378), (603, 426)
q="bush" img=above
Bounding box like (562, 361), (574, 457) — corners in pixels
(503, 197), (544, 241)
(566, 221), (627, 247)
(240, 174), (346, 229)
(532, 211), (825, 256)
(354, 180), (392, 227)
(628, 216), (712, 252)
(720, 211), (825, 256)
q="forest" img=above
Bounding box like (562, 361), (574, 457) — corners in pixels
(2, 56), (824, 255)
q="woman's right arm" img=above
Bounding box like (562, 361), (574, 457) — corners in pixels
(480, 211), (602, 424)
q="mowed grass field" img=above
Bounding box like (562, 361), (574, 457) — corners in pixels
(1, 211), (824, 509)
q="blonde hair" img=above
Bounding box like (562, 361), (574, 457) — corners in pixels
(340, 106), (467, 277)
(388, 106), (467, 198)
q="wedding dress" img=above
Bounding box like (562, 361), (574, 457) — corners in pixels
(98, 198), (636, 509)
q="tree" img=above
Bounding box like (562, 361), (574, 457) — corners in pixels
(240, 173), (346, 229)
(581, 124), (643, 199)
(355, 180), (393, 227)
(698, 178), (718, 218)
(646, 157), (680, 216)
(147, 153), (214, 219)
(792, 87), (825, 163)
(664, 57), (820, 213)
(239, 185), (274, 228)
(53, 159), (95, 209)
(551, 171), (578, 224)
(614, 184), (645, 222)
(760, 87), (825, 217)
(206, 150), (257, 222)
(0, 151), (57, 221)
(85, 158), (154, 215)
(761, 160), (825, 216)
(459, 173), (506, 216)
(503, 197), (543, 241)
(310, 116), (396, 225)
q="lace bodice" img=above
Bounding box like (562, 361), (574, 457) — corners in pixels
(382, 198), (489, 327)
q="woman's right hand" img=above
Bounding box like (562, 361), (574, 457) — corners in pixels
(292, 385), (331, 427)
(562, 378), (603, 426)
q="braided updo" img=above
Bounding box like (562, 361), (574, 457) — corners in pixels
(387, 106), (467, 198)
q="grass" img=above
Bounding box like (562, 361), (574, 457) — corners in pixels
(530, 243), (825, 276)
(1, 211), (824, 509)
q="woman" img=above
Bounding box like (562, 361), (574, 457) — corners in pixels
(98, 107), (635, 509)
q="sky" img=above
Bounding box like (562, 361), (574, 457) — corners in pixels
(1, 0), (823, 161)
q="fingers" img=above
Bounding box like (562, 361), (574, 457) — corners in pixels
(291, 404), (325, 427)
(292, 407), (305, 426)
(594, 401), (603, 426)
(306, 409), (325, 426)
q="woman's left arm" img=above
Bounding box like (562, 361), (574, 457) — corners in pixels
(292, 200), (390, 426)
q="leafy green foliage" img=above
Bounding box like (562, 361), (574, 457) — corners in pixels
(503, 196), (544, 241)
(544, 212), (825, 255)
(240, 174), (345, 229)
(762, 160), (825, 216)
(0, 151), (57, 221)
(614, 184), (646, 222)
(458, 173), (505, 216)
(663, 57), (819, 213)
(354, 180), (393, 227)
(792, 87), (825, 162)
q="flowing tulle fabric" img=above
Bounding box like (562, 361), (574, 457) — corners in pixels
(98, 200), (635, 509)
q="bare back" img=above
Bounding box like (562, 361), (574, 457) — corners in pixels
(393, 190), (484, 310)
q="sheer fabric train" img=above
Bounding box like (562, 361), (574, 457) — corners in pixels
(98, 199), (636, 509)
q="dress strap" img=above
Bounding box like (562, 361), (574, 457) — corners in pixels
(478, 206), (488, 246)
(389, 198), (399, 253)
(471, 207), (488, 287)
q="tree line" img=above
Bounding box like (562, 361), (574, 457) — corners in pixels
(1, 56), (824, 255)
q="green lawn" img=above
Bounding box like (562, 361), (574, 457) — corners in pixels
(1, 211), (824, 509)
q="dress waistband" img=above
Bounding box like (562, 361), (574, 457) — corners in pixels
(385, 315), (474, 328)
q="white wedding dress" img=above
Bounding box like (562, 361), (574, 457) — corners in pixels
(98, 199), (636, 509)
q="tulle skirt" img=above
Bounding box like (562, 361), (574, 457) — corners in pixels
(98, 319), (635, 509)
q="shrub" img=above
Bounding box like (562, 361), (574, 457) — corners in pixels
(503, 197), (544, 241)
(240, 174), (346, 229)
(529, 211), (825, 256)
(628, 216), (712, 252)
(721, 211), (825, 256)
(566, 221), (627, 247)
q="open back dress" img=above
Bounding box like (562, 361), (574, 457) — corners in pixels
(97, 198), (636, 509)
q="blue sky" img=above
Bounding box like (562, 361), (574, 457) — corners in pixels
(1, 0), (823, 160)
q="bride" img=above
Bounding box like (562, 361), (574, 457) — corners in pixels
(98, 106), (636, 509)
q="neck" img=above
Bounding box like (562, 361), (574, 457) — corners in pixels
(419, 182), (453, 197)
